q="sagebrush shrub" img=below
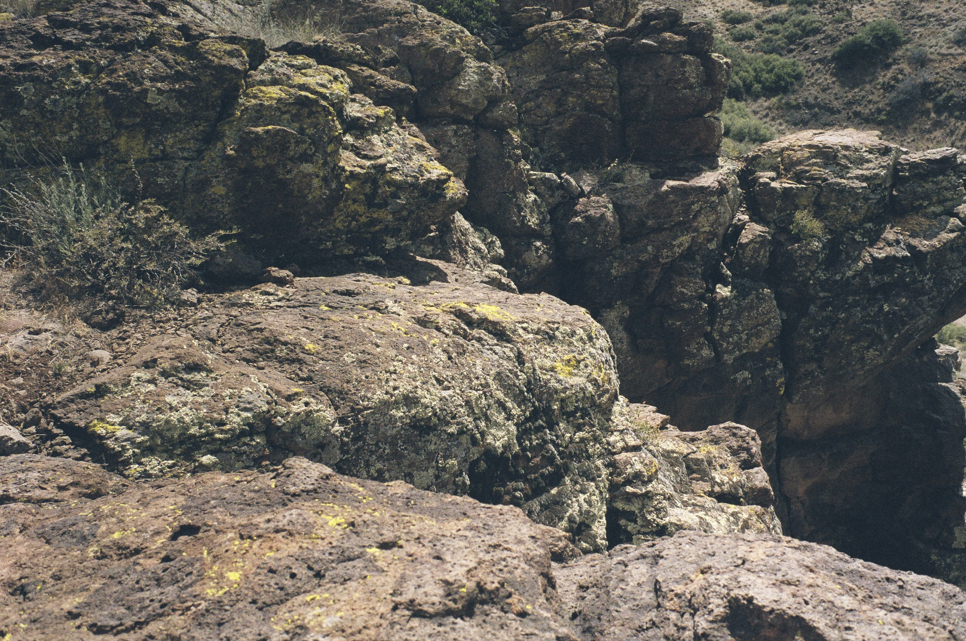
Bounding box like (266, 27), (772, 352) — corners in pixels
(716, 39), (805, 98)
(207, 0), (341, 48)
(1, 163), (223, 308)
(833, 19), (903, 69)
(721, 9), (754, 25)
(720, 99), (775, 144)
(730, 25), (758, 42)
(0, 0), (37, 17)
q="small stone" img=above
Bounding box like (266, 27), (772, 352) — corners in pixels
(559, 174), (581, 197)
(89, 350), (112, 368)
(0, 423), (32, 455)
(261, 267), (295, 287)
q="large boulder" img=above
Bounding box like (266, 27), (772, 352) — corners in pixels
(1, 454), (963, 640)
(2, 258), (777, 553)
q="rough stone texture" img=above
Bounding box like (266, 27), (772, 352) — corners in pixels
(0, 0), (466, 264)
(30, 261), (776, 552)
(538, 129), (966, 582)
(554, 161), (749, 411)
(2, 455), (963, 641)
(558, 131), (966, 576)
(44, 263), (617, 551)
(0, 455), (580, 640)
(556, 530), (966, 641)
(498, 7), (727, 168)
(607, 415), (781, 546)
(0, 422), (31, 455)
(778, 342), (966, 580)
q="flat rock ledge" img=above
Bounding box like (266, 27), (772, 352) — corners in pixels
(0, 454), (962, 641)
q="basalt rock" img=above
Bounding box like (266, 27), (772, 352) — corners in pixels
(1, 454), (962, 641)
(22, 261), (773, 552)
(548, 129), (966, 583)
(0, 0), (466, 265)
(498, 7), (727, 168)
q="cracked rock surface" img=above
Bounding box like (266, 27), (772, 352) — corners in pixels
(0, 454), (961, 641)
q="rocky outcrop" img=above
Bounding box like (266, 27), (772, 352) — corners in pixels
(542, 129), (966, 579)
(0, 261), (773, 552)
(1, 454), (962, 640)
(0, 0), (465, 265)
(3, 0), (966, 599)
(498, 7), (727, 167)
(778, 342), (966, 579)
(557, 529), (966, 641)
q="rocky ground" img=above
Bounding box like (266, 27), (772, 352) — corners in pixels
(2, 454), (965, 640)
(3, 0), (966, 637)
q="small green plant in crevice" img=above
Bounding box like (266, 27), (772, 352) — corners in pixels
(832, 19), (904, 70)
(790, 210), (825, 241)
(1, 162), (224, 309)
(0, 0), (38, 17)
(414, 0), (498, 35)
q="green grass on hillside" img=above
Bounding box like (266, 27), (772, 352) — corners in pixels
(716, 39), (805, 98)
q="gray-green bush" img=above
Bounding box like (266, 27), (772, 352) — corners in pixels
(730, 25), (758, 42)
(0, 0), (37, 17)
(721, 9), (754, 25)
(716, 39), (805, 98)
(207, 0), (341, 48)
(720, 99), (775, 143)
(833, 19), (903, 69)
(1, 163), (223, 308)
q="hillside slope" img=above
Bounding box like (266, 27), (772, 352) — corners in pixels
(670, 0), (966, 150)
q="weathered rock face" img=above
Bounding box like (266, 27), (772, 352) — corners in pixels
(2, 454), (963, 641)
(44, 263), (619, 551)
(545, 129), (966, 580)
(1, 261), (770, 552)
(778, 342), (966, 579)
(214, 0), (731, 289)
(0, 0), (465, 264)
(2, 0), (965, 598)
(498, 7), (727, 168)
(557, 530), (966, 641)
